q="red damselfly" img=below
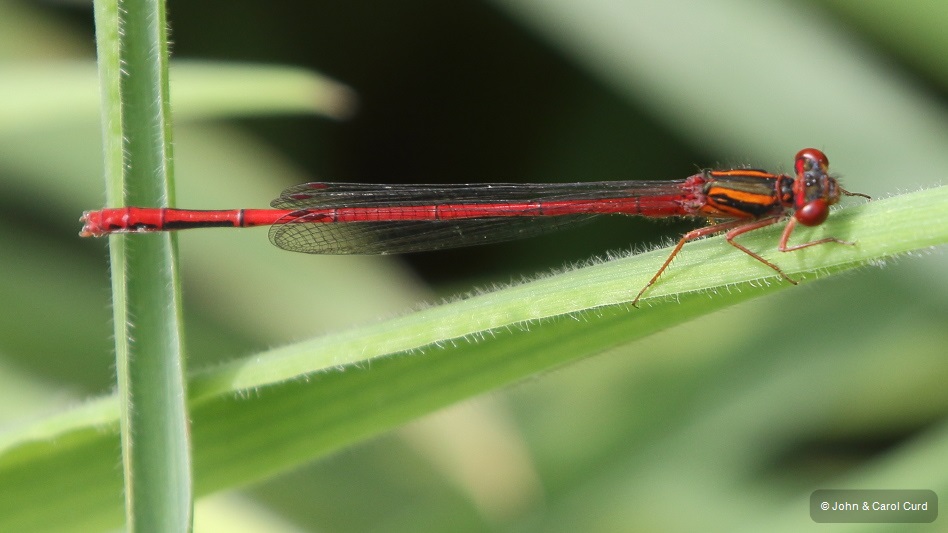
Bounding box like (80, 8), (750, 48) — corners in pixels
(80, 148), (869, 304)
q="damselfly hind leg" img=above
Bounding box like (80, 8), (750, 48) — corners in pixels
(631, 218), (761, 307)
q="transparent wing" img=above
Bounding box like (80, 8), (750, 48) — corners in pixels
(268, 212), (597, 255)
(270, 180), (684, 209)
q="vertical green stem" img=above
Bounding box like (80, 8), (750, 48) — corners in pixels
(93, 0), (192, 531)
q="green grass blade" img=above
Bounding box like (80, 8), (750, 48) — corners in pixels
(168, 61), (356, 120)
(0, 61), (354, 133)
(94, 0), (192, 530)
(0, 185), (944, 531)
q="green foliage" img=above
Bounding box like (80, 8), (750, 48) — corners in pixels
(0, 0), (946, 531)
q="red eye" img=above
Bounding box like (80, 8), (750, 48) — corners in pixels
(794, 148), (829, 175)
(795, 199), (829, 226)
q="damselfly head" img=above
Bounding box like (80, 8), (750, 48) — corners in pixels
(792, 148), (836, 226)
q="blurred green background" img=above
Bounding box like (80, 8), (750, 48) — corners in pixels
(1, 0), (946, 531)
